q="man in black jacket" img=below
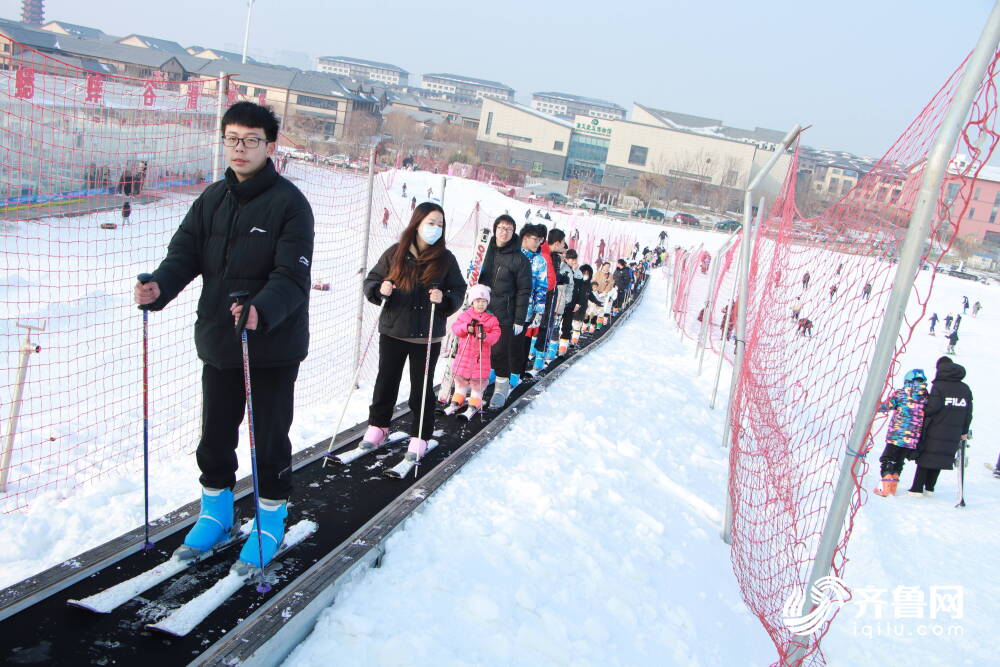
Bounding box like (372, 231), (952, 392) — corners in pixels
(134, 102), (314, 567)
(478, 215), (531, 407)
(560, 248), (585, 345)
(612, 259), (630, 313)
(909, 357), (973, 495)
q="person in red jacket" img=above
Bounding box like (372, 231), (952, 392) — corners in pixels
(443, 284), (501, 419)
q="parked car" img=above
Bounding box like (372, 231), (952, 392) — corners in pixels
(631, 207), (666, 221)
(542, 192), (568, 205)
(573, 197), (600, 210)
(287, 149), (312, 160)
(714, 219), (742, 232)
(674, 212), (701, 227)
(324, 154), (351, 166)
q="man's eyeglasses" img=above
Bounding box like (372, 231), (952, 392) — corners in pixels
(496, 226), (515, 232)
(222, 135), (267, 149)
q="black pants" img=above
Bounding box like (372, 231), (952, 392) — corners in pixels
(909, 466), (941, 492)
(612, 289), (626, 310)
(514, 332), (533, 374)
(370, 335), (441, 438)
(878, 443), (911, 477)
(490, 324), (515, 378)
(197, 363), (298, 500)
(534, 292), (557, 354)
(560, 307), (576, 339)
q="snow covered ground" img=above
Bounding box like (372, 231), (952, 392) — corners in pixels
(282, 265), (999, 666)
(283, 275), (778, 667)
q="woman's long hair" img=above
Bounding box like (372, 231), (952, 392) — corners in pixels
(387, 201), (448, 292)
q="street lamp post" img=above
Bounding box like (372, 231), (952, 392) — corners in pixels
(241, 0), (256, 64)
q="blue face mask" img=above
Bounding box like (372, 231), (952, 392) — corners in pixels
(419, 223), (442, 245)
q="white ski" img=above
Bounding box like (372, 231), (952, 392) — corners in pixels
(384, 439), (440, 479)
(328, 430), (409, 465)
(147, 520), (317, 637)
(67, 522), (252, 614)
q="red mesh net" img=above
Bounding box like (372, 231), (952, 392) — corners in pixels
(666, 47), (1000, 664)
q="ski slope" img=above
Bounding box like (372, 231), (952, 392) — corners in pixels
(282, 268), (999, 666)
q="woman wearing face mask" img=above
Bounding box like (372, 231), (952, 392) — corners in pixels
(361, 202), (467, 458)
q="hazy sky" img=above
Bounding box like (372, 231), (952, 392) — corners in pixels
(2, 0), (994, 156)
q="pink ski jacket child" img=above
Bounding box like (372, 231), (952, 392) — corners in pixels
(450, 285), (501, 380)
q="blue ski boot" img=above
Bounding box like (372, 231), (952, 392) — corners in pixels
(509, 373), (521, 389)
(238, 499), (287, 568)
(488, 369), (496, 385)
(179, 487), (234, 557)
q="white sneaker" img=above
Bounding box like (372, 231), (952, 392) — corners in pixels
(923, 490), (935, 497)
(907, 491), (924, 497)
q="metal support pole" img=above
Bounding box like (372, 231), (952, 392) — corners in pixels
(353, 144), (378, 378)
(718, 197), (762, 547)
(241, 0), (256, 64)
(784, 7), (1000, 664)
(1, 321), (46, 492)
(212, 73), (227, 182)
(698, 231), (739, 373)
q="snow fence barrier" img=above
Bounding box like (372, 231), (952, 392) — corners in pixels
(668, 48), (1000, 665)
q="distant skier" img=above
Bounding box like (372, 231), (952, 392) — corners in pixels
(836, 262), (843, 275)
(525, 209), (531, 222)
(953, 313), (962, 332)
(382, 207), (390, 228)
(402, 182), (407, 198)
(427, 186), (433, 198)
(946, 329), (959, 354)
(972, 300), (982, 317)
(962, 295), (969, 314)
(862, 282), (872, 301)
(797, 317), (814, 337)
(802, 271), (810, 290)
(410, 196), (416, 211)
(928, 312), (939, 335)
(791, 298), (802, 322)
(944, 314), (954, 332)
(874, 369), (929, 497)
(829, 284), (838, 302)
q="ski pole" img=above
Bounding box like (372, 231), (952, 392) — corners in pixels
(323, 299), (385, 467)
(137, 273), (155, 551)
(956, 440), (967, 508)
(477, 323), (484, 422)
(229, 290), (270, 593)
(415, 285), (439, 477)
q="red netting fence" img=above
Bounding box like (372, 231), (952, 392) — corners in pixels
(667, 47), (1000, 665)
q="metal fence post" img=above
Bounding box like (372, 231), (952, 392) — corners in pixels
(212, 72), (227, 182)
(1, 321), (46, 492)
(353, 144), (378, 378)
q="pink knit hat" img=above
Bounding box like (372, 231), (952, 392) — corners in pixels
(467, 283), (491, 304)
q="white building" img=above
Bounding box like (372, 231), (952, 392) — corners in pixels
(316, 56), (409, 86)
(422, 73), (514, 102)
(531, 92), (626, 121)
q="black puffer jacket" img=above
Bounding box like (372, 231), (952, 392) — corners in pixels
(915, 361), (973, 470)
(613, 265), (630, 291)
(478, 234), (531, 325)
(149, 160), (314, 369)
(363, 243), (466, 338)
